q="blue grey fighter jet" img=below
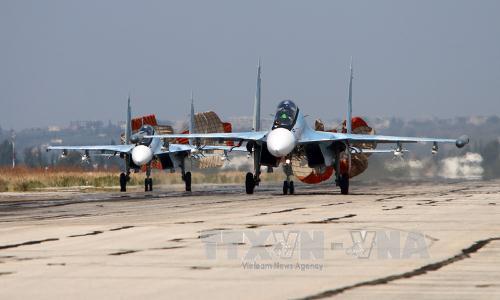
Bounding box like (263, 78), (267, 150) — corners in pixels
(47, 97), (244, 192)
(146, 61), (469, 195)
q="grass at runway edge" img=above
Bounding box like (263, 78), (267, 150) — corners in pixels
(0, 167), (284, 192)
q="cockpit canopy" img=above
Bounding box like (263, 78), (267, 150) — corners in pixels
(273, 100), (298, 129)
(138, 124), (155, 146)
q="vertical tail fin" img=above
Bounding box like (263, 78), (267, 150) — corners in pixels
(189, 92), (195, 146)
(252, 58), (262, 132)
(346, 58), (353, 134)
(125, 95), (132, 144)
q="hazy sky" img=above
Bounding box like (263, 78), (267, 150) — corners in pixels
(1, 0), (500, 130)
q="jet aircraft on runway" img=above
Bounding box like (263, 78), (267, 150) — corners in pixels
(47, 98), (243, 192)
(146, 61), (470, 195)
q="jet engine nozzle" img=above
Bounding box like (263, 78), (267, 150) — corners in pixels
(267, 128), (296, 157)
(131, 145), (153, 166)
(456, 135), (469, 148)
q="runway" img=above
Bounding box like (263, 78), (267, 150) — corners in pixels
(0, 180), (499, 299)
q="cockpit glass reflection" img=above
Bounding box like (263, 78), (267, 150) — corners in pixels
(139, 125), (155, 146)
(273, 100), (298, 129)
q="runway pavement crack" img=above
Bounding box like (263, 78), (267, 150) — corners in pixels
(308, 214), (357, 224)
(68, 231), (103, 238)
(256, 207), (305, 216)
(296, 236), (500, 299)
(0, 238), (59, 250)
(109, 226), (135, 231)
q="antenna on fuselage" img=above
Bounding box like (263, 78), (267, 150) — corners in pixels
(252, 58), (262, 132)
(346, 57), (353, 134)
(189, 91), (195, 146)
(125, 95), (132, 144)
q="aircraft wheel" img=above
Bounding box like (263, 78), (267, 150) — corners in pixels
(145, 178), (153, 192)
(339, 175), (349, 195)
(283, 181), (289, 195)
(289, 181), (295, 195)
(185, 172), (192, 192)
(120, 173), (127, 192)
(245, 172), (255, 194)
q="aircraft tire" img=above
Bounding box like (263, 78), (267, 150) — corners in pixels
(120, 173), (127, 192)
(245, 172), (255, 194)
(149, 178), (153, 192)
(185, 172), (192, 192)
(339, 175), (349, 195)
(289, 181), (295, 195)
(283, 181), (289, 195)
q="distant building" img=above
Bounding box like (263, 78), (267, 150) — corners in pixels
(50, 139), (63, 144)
(48, 126), (61, 132)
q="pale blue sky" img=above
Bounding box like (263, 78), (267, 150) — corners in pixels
(1, 0), (499, 129)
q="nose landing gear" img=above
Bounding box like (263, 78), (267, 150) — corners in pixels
(145, 178), (153, 192)
(282, 160), (294, 195)
(144, 164), (153, 192)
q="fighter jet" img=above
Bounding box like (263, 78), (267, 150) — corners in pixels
(47, 97), (243, 192)
(146, 60), (469, 195)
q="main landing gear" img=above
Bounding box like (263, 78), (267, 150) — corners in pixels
(245, 144), (262, 195)
(182, 171), (192, 192)
(180, 158), (192, 192)
(334, 146), (349, 195)
(119, 172), (130, 192)
(338, 174), (349, 195)
(245, 172), (256, 194)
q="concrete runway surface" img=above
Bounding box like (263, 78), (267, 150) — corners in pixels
(0, 180), (499, 299)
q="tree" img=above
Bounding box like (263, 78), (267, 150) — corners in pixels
(0, 139), (14, 166)
(23, 146), (46, 168)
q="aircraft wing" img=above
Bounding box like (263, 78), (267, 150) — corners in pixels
(299, 131), (467, 146)
(145, 131), (267, 142)
(47, 145), (135, 153)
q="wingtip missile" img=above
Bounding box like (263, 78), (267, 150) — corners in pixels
(456, 135), (470, 148)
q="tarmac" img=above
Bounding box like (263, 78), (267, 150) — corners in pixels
(0, 180), (499, 299)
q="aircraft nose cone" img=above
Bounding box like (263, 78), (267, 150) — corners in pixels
(267, 128), (296, 157)
(131, 145), (153, 166)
